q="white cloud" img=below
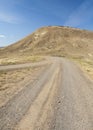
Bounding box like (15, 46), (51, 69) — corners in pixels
(0, 35), (5, 38)
(0, 12), (20, 24)
(64, 0), (93, 27)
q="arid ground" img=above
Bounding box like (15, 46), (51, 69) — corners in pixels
(0, 26), (93, 130)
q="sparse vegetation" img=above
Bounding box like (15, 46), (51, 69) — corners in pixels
(0, 68), (33, 91)
(0, 55), (44, 65)
(0, 66), (44, 107)
(70, 57), (93, 79)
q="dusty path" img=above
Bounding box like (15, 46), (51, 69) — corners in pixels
(0, 60), (49, 71)
(52, 58), (93, 130)
(0, 57), (93, 130)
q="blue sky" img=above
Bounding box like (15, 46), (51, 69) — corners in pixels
(0, 0), (93, 46)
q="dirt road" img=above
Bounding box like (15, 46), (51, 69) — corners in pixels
(0, 57), (93, 130)
(0, 60), (49, 71)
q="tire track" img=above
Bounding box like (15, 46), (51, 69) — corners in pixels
(0, 63), (56, 130)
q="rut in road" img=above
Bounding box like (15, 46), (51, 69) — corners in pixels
(0, 63), (58, 130)
(15, 63), (60, 130)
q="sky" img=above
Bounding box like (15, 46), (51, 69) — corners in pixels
(0, 0), (93, 46)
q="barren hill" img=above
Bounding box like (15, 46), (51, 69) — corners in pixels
(1, 26), (93, 59)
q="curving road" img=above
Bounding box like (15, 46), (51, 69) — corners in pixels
(0, 57), (93, 130)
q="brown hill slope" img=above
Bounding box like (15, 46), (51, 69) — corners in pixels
(1, 26), (93, 59)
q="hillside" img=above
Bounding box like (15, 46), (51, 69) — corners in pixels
(0, 26), (93, 59)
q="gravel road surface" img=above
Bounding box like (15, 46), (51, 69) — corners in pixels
(0, 57), (93, 130)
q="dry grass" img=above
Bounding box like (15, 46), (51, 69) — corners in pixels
(0, 55), (44, 65)
(70, 57), (93, 80)
(0, 68), (32, 90)
(0, 66), (45, 107)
